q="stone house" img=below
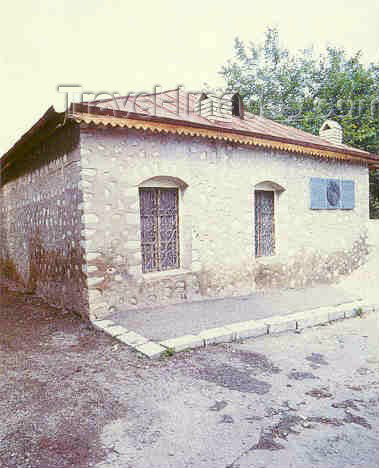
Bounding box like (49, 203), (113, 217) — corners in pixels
(1, 90), (378, 320)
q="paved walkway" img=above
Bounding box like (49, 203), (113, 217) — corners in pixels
(110, 284), (360, 342)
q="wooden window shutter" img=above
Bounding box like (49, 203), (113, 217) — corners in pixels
(139, 188), (179, 273)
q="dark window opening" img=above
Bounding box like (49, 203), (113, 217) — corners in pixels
(232, 94), (244, 118)
(139, 188), (179, 273)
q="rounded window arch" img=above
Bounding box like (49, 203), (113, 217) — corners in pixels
(254, 180), (285, 192)
(138, 175), (188, 189)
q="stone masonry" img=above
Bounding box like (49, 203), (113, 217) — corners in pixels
(0, 122), (371, 319)
(0, 123), (88, 316)
(79, 126), (370, 319)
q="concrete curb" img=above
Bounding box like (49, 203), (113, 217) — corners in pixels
(91, 300), (378, 359)
(91, 319), (166, 359)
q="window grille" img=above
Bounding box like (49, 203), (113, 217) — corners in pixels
(139, 188), (179, 272)
(255, 190), (275, 257)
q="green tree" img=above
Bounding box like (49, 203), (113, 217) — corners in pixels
(370, 170), (379, 218)
(220, 27), (379, 216)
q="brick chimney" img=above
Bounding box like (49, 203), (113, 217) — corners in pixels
(319, 119), (343, 145)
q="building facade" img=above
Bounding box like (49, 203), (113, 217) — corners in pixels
(1, 91), (378, 319)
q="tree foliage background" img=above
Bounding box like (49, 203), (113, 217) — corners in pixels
(220, 28), (379, 217)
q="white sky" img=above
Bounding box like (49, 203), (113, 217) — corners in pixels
(1, 0), (378, 155)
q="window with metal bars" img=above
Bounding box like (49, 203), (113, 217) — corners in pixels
(255, 190), (275, 257)
(139, 188), (180, 273)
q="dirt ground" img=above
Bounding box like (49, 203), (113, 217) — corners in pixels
(0, 282), (143, 468)
(1, 279), (378, 468)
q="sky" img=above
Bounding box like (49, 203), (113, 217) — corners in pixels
(1, 0), (378, 155)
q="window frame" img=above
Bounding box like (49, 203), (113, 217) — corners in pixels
(254, 189), (276, 258)
(139, 187), (180, 273)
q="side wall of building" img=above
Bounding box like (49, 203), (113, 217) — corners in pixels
(0, 123), (88, 316)
(80, 127), (370, 319)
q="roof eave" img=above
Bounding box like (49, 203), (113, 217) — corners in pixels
(71, 104), (379, 165)
(1, 107), (67, 176)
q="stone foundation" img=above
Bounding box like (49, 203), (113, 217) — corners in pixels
(254, 234), (369, 290)
(87, 234), (370, 319)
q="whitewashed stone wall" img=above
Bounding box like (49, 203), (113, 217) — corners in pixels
(0, 124), (88, 316)
(79, 127), (370, 319)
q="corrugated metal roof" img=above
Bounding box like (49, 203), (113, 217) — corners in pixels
(72, 113), (373, 165)
(71, 89), (379, 165)
(2, 90), (379, 178)
(78, 89), (373, 158)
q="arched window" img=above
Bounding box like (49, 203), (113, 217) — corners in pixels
(138, 176), (187, 273)
(254, 181), (285, 257)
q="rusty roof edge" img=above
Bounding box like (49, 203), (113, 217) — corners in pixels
(1, 104), (378, 180)
(70, 105), (379, 165)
